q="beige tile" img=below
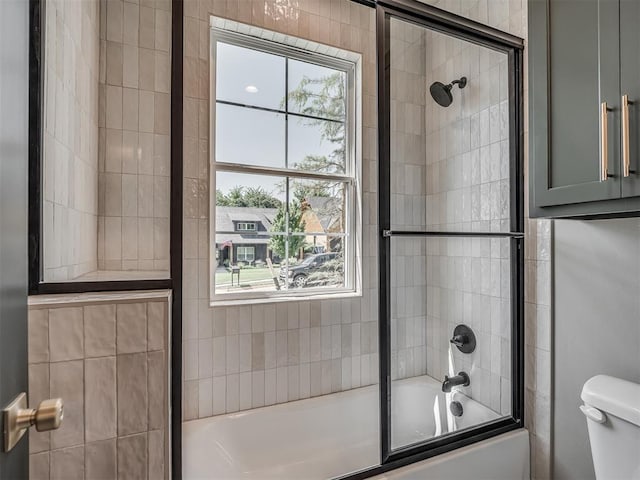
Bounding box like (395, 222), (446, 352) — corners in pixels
(153, 218), (169, 260)
(122, 2), (140, 46)
(122, 45), (139, 88)
(122, 174), (139, 217)
(106, 41), (123, 86)
(147, 350), (165, 430)
(28, 308), (49, 364)
(105, 129), (123, 173)
(154, 51), (170, 94)
(148, 430), (165, 480)
(117, 433), (148, 480)
(117, 303), (147, 353)
(122, 90), (139, 133)
(51, 446), (84, 480)
(122, 217), (139, 261)
(138, 217), (154, 260)
(137, 175), (154, 217)
(50, 361), (84, 450)
(105, 85), (123, 129)
(117, 353), (148, 435)
(30, 451), (50, 480)
(147, 301), (166, 351)
(139, 90), (155, 133)
(139, 6), (155, 50)
(104, 173), (123, 216)
(153, 175), (169, 218)
(29, 363), (51, 454)
(106, 0), (123, 42)
(154, 93), (170, 135)
(49, 307), (84, 362)
(84, 304), (116, 357)
(85, 357), (117, 442)
(154, 9), (170, 52)
(139, 48), (155, 91)
(104, 217), (122, 262)
(85, 439), (117, 480)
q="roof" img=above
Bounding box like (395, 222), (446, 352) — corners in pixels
(304, 196), (343, 232)
(215, 206), (278, 246)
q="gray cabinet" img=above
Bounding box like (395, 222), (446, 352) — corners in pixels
(529, 0), (640, 218)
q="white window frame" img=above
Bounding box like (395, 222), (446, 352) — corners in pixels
(236, 246), (255, 262)
(209, 19), (362, 306)
(236, 222), (257, 232)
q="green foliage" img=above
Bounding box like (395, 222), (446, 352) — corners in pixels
(216, 186), (282, 208)
(269, 200), (307, 259)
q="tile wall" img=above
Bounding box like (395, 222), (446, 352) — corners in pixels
(417, 1), (553, 478)
(97, 0), (172, 273)
(43, 0), (100, 281)
(388, 19), (429, 380)
(182, 0), (379, 419)
(27, 292), (171, 480)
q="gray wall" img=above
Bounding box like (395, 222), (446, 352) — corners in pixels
(553, 218), (640, 480)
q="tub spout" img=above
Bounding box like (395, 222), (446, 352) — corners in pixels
(442, 371), (470, 392)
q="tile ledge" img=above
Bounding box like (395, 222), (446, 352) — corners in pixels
(28, 290), (172, 307)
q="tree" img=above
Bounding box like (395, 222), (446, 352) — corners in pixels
(216, 186), (282, 208)
(269, 199), (306, 259)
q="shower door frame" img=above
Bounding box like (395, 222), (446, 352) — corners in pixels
(342, 1), (525, 478)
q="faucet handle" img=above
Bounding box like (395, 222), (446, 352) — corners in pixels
(450, 335), (467, 347)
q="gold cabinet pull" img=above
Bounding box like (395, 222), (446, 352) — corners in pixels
(622, 94), (633, 177)
(600, 102), (611, 182)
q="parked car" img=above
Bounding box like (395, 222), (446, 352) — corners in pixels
(279, 252), (342, 288)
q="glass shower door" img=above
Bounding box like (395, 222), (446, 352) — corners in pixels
(378, 7), (524, 460)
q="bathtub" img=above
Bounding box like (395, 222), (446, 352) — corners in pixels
(183, 375), (528, 479)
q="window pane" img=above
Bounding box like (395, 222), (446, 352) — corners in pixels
(281, 236), (346, 290)
(288, 59), (346, 121)
(288, 116), (346, 174)
(216, 42), (286, 110)
(290, 178), (346, 235)
(214, 233), (283, 294)
(215, 103), (286, 168)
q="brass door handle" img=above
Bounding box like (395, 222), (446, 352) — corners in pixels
(622, 94), (634, 177)
(600, 102), (612, 182)
(2, 393), (63, 452)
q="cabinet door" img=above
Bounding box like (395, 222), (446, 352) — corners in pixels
(530, 0), (620, 209)
(620, 0), (640, 197)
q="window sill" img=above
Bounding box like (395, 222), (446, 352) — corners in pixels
(209, 289), (362, 307)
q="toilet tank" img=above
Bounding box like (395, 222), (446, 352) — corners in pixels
(580, 375), (640, 480)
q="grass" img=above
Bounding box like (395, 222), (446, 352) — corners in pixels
(215, 266), (277, 286)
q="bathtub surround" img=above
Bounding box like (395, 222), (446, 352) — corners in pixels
(182, 0), (379, 419)
(42, 0), (101, 281)
(27, 291), (171, 480)
(182, 0), (552, 478)
(97, 0), (172, 273)
(41, 0), (172, 282)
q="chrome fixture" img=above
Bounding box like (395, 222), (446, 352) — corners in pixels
(442, 372), (470, 393)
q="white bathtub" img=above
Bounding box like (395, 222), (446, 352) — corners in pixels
(183, 375), (528, 479)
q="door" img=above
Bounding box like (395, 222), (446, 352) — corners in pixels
(620, 0), (640, 197)
(530, 0), (620, 208)
(0, 0), (30, 477)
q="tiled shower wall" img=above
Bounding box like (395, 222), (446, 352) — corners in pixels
(27, 292), (170, 480)
(388, 20), (429, 380)
(418, 1), (552, 479)
(182, 0), (379, 419)
(421, 31), (512, 414)
(97, 0), (172, 272)
(43, 0), (100, 281)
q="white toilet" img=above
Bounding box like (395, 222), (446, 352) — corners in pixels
(580, 375), (640, 480)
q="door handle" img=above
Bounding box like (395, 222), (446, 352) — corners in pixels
(622, 94), (635, 177)
(2, 393), (63, 452)
(600, 102), (613, 181)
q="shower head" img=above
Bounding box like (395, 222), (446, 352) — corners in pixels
(429, 76), (467, 107)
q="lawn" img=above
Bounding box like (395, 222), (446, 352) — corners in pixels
(215, 266), (277, 286)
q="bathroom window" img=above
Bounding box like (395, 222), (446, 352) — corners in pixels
(210, 23), (360, 304)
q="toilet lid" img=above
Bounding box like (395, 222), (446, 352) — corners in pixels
(581, 375), (640, 427)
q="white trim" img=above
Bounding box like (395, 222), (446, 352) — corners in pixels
(209, 17), (363, 304)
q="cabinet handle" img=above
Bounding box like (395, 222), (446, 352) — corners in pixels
(622, 94), (633, 177)
(600, 102), (611, 182)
